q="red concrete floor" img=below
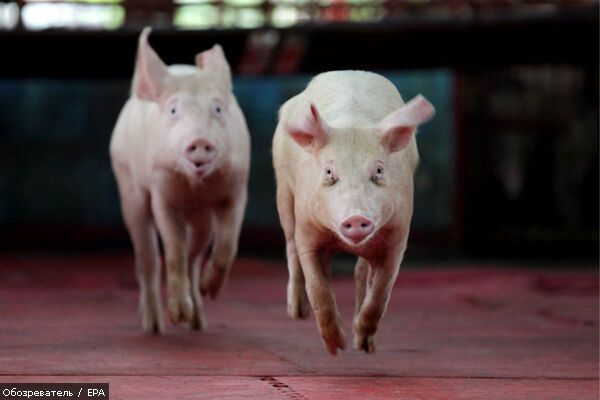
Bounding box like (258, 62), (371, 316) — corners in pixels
(0, 255), (598, 399)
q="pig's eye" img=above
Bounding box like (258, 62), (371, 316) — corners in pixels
(371, 164), (385, 185)
(212, 100), (224, 117)
(166, 99), (179, 117)
(323, 167), (338, 186)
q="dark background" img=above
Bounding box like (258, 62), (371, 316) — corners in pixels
(0, 0), (597, 265)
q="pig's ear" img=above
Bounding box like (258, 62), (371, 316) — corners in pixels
(134, 27), (168, 102)
(285, 103), (330, 154)
(377, 95), (435, 153)
(195, 44), (232, 92)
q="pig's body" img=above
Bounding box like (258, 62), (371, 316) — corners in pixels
(273, 71), (433, 354)
(110, 30), (250, 334)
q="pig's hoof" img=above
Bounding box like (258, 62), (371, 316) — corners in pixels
(200, 267), (226, 299)
(322, 326), (347, 356)
(353, 333), (376, 353)
(141, 314), (164, 335)
(191, 313), (207, 331)
(287, 294), (310, 320)
(140, 301), (164, 334)
(200, 281), (221, 299)
(191, 306), (207, 331)
(287, 281), (310, 319)
(168, 293), (194, 324)
(143, 319), (164, 335)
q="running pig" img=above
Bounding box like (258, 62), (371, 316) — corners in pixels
(272, 71), (434, 354)
(110, 28), (250, 334)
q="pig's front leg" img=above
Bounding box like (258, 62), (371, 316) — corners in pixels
(114, 171), (164, 334)
(353, 252), (401, 353)
(125, 210), (164, 334)
(201, 191), (246, 299)
(297, 242), (346, 355)
(131, 221), (164, 334)
(276, 185), (309, 319)
(151, 194), (194, 324)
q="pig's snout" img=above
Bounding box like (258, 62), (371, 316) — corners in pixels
(340, 216), (375, 244)
(185, 139), (217, 170)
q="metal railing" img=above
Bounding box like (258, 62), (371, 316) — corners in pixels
(0, 0), (596, 30)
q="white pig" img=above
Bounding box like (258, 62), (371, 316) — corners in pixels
(110, 28), (250, 334)
(272, 71), (434, 354)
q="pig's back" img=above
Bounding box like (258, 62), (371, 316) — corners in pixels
(302, 71), (403, 128)
(305, 71), (419, 170)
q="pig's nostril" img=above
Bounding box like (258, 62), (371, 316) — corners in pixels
(340, 216), (375, 243)
(185, 140), (216, 173)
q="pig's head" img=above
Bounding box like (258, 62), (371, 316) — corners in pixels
(286, 96), (434, 247)
(134, 27), (234, 179)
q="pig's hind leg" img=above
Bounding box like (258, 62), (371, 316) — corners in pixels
(201, 191), (246, 299)
(187, 213), (217, 330)
(188, 243), (211, 331)
(276, 185), (309, 319)
(354, 257), (369, 322)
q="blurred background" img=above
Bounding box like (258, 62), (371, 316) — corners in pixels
(0, 0), (597, 265)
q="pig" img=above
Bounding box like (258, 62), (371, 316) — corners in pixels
(272, 71), (434, 354)
(109, 28), (250, 334)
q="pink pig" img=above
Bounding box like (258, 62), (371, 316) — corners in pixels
(110, 28), (250, 334)
(272, 71), (434, 354)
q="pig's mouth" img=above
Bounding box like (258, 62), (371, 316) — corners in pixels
(186, 160), (213, 177)
(337, 232), (376, 248)
(183, 140), (218, 177)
